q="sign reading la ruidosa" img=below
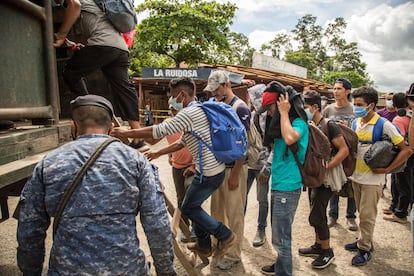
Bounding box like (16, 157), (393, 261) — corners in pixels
(142, 68), (244, 83)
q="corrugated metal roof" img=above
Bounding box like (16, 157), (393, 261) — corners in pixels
(199, 63), (333, 96)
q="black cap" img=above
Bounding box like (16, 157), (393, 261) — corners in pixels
(70, 95), (114, 117)
(335, 78), (352, 90)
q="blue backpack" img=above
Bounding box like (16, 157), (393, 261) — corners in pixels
(189, 101), (248, 174)
(351, 116), (386, 143)
(93, 0), (138, 33)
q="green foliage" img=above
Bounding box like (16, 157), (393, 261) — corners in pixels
(292, 15), (323, 55)
(134, 0), (237, 68)
(259, 33), (292, 59)
(226, 32), (255, 66)
(322, 71), (369, 88)
(285, 51), (318, 80)
(260, 14), (370, 85)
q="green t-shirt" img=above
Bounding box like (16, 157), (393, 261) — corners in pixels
(271, 118), (308, 192)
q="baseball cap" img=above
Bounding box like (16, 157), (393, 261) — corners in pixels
(335, 78), (352, 90)
(203, 70), (229, 92)
(261, 92), (278, 106)
(70, 94), (114, 118)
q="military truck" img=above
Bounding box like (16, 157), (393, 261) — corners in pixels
(0, 0), (73, 222)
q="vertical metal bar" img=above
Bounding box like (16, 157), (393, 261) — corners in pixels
(44, 0), (60, 123)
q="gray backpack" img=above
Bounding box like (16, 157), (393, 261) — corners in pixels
(93, 0), (138, 33)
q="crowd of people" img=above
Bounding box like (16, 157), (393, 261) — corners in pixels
(16, 1), (414, 275)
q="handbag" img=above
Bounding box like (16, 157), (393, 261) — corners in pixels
(53, 138), (120, 236)
(363, 135), (406, 173)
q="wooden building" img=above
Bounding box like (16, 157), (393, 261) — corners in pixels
(131, 64), (333, 124)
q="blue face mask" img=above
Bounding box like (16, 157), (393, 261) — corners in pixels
(304, 108), (314, 121)
(353, 106), (368, 118)
(168, 93), (183, 111)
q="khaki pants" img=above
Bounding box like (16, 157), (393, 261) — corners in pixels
(352, 181), (382, 251)
(211, 164), (248, 260)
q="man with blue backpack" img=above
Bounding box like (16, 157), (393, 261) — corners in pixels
(111, 77), (243, 259)
(204, 70), (251, 270)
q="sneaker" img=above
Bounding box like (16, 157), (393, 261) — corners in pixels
(217, 258), (240, 270)
(252, 230), (266, 247)
(383, 214), (407, 224)
(187, 242), (212, 258)
(351, 249), (372, 266)
(347, 218), (358, 231)
(327, 217), (337, 228)
(298, 243), (322, 257)
(129, 140), (150, 152)
(344, 241), (374, 252)
(312, 248), (335, 269)
(382, 207), (393, 215)
(261, 263), (275, 275)
(214, 232), (237, 257)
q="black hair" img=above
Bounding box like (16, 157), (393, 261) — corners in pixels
(393, 93), (408, 109)
(335, 78), (352, 90)
(393, 92), (408, 116)
(351, 86), (378, 106)
(303, 90), (321, 111)
(169, 77), (195, 97)
(72, 105), (112, 132)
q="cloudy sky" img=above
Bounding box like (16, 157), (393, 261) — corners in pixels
(136, 0), (414, 92)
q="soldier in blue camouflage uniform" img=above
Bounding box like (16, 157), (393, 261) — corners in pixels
(17, 95), (176, 275)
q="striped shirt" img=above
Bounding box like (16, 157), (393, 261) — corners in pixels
(350, 113), (404, 185)
(153, 103), (225, 176)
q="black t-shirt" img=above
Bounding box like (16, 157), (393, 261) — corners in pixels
(318, 119), (343, 156)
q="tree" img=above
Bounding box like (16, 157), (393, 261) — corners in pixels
(260, 14), (370, 86)
(291, 14), (323, 55)
(284, 50), (318, 80)
(291, 14), (326, 78)
(259, 33), (292, 59)
(226, 32), (255, 66)
(135, 0), (237, 68)
(322, 71), (368, 88)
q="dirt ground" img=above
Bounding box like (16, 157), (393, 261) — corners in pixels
(1, 138), (413, 275)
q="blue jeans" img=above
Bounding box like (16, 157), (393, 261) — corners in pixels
(328, 186), (356, 219)
(246, 169), (269, 231)
(271, 189), (301, 276)
(181, 171), (231, 249)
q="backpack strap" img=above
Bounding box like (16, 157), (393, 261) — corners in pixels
(53, 137), (120, 237)
(372, 116), (385, 143)
(188, 102), (217, 182)
(353, 117), (384, 144)
(188, 130), (214, 183)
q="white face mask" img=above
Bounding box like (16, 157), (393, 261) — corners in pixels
(385, 100), (393, 108)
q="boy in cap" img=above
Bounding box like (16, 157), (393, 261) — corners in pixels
(17, 94), (176, 275)
(324, 78), (358, 231)
(204, 70), (251, 270)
